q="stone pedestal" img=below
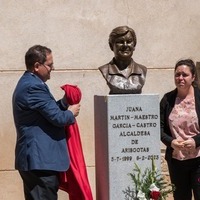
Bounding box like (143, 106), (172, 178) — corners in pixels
(94, 94), (161, 200)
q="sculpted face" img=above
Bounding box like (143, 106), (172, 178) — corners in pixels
(112, 31), (135, 61)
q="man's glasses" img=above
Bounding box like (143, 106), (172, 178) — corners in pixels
(41, 63), (54, 70)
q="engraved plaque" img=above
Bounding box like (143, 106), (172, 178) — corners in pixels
(94, 94), (161, 200)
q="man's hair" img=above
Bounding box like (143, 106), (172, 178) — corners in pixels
(108, 26), (137, 50)
(25, 45), (52, 70)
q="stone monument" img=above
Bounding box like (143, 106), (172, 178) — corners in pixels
(95, 26), (160, 200)
(94, 94), (160, 200)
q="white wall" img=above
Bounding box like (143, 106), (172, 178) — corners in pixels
(0, 0), (199, 199)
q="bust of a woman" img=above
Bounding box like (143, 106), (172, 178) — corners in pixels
(99, 26), (147, 94)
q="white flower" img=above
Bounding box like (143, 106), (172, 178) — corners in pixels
(137, 190), (147, 200)
(149, 183), (160, 192)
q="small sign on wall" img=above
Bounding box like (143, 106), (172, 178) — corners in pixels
(196, 62), (200, 88)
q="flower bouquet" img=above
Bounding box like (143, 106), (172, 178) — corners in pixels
(123, 159), (175, 200)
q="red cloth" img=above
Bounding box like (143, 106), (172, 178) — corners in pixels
(59, 84), (93, 200)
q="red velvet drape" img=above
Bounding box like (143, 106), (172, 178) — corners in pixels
(59, 84), (93, 200)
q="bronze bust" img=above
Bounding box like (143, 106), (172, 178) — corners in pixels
(99, 26), (147, 94)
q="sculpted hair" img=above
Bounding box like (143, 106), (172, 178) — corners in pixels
(175, 59), (198, 86)
(25, 45), (52, 70)
(108, 26), (137, 50)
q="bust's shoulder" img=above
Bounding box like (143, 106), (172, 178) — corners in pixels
(98, 62), (112, 78)
(133, 60), (147, 72)
(99, 63), (110, 71)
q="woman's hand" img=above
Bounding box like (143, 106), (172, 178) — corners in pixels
(171, 139), (185, 150)
(182, 138), (196, 150)
(171, 138), (196, 151)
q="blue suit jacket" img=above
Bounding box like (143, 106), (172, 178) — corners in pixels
(12, 71), (75, 171)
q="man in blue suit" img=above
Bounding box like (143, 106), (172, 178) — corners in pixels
(12, 45), (80, 200)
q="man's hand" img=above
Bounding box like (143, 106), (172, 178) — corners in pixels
(68, 104), (80, 117)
